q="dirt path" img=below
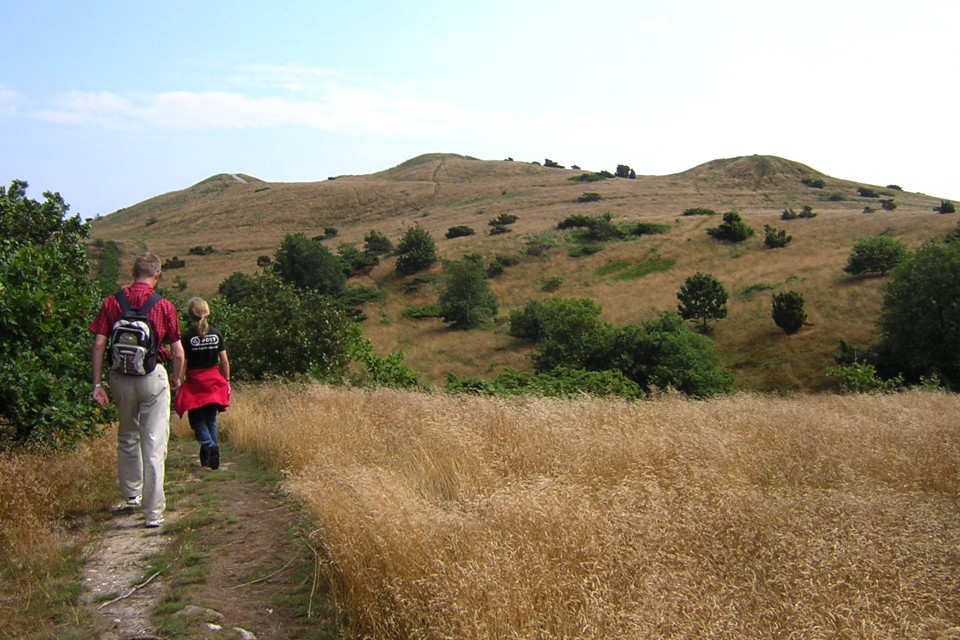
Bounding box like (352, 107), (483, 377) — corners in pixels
(80, 438), (337, 639)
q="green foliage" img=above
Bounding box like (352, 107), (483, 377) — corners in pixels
(763, 224), (792, 248)
(346, 325), (423, 389)
(843, 234), (907, 276)
(445, 225), (476, 239)
(801, 177), (825, 188)
(615, 164), (636, 179)
(188, 245), (215, 256)
(771, 291), (806, 334)
(339, 286), (385, 307)
(798, 205), (816, 218)
(212, 271), (352, 381)
(395, 225), (438, 276)
(541, 275), (564, 292)
(677, 272), (728, 331)
(92, 239), (122, 295)
(445, 367), (643, 399)
(873, 239), (960, 388)
(826, 363), (902, 394)
(162, 256), (186, 269)
(508, 296), (603, 345)
(568, 172), (610, 183)
(880, 198), (897, 211)
(706, 211), (754, 242)
(0, 180), (106, 449)
(886, 184), (903, 191)
(682, 207), (718, 216)
(858, 187), (879, 198)
(437, 255), (499, 329)
(568, 244), (603, 257)
(401, 304), (441, 319)
(934, 200), (956, 214)
(558, 212), (625, 242)
(337, 243), (379, 275)
(543, 158), (564, 168)
(273, 232), (346, 295)
(217, 271), (258, 304)
(577, 192), (602, 203)
(631, 222), (670, 236)
(363, 229), (394, 255)
(781, 208), (798, 220)
(256, 255), (272, 268)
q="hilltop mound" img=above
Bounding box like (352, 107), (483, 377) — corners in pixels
(679, 155), (826, 189)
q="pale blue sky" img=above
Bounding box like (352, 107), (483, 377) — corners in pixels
(2, 0), (957, 219)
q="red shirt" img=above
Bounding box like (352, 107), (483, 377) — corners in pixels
(89, 282), (182, 363)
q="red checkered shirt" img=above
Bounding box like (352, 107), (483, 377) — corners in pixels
(89, 282), (181, 363)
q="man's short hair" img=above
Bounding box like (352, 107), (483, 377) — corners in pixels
(133, 253), (162, 279)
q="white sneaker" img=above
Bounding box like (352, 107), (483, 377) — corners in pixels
(126, 496), (141, 507)
(144, 517), (164, 529)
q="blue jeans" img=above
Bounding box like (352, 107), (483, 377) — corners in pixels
(188, 404), (219, 449)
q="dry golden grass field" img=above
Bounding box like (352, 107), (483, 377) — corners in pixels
(222, 384), (960, 639)
(88, 153), (959, 392)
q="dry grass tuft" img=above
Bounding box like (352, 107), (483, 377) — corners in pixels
(0, 430), (116, 634)
(223, 385), (960, 639)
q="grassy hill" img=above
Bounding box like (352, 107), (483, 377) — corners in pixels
(88, 153), (957, 392)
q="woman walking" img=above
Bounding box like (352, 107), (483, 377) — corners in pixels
(174, 297), (230, 469)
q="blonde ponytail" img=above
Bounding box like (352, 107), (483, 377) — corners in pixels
(186, 297), (211, 338)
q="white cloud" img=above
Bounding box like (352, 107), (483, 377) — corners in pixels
(0, 84), (23, 117)
(28, 80), (471, 137)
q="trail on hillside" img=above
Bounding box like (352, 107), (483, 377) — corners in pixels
(80, 439), (331, 639)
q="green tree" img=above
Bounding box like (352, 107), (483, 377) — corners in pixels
(213, 271), (352, 381)
(508, 297), (605, 372)
(677, 272), (728, 331)
(772, 291), (806, 334)
(436, 255), (499, 329)
(873, 240), (960, 388)
(217, 271), (258, 304)
(395, 225), (438, 276)
(363, 229), (394, 255)
(0, 180), (106, 449)
(273, 232), (346, 295)
(763, 224), (792, 248)
(707, 211), (754, 242)
(843, 234), (907, 276)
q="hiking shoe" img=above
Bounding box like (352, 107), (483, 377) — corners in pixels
(208, 445), (220, 470)
(126, 496), (142, 507)
(200, 445), (210, 467)
(144, 517), (164, 529)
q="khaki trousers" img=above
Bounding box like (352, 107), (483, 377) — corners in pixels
(108, 366), (170, 521)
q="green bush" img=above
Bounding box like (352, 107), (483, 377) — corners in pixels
(801, 177), (825, 189)
(273, 232), (346, 295)
(395, 225), (438, 276)
(337, 243), (379, 275)
(162, 256), (186, 269)
(569, 244), (604, 257)
(0, 181), (106, 449)
(188, 245), (215, 256)
(445, 367), (642, 400)
(772, 291), (806, 334)
(569, 172), (610, 183)
(631, 222), (670, 236)
(213, 272), (352, 381)
(615, 164), (636, 179)
(781, 208), (798, 220)
(934, 200), (956, 214)
(880, 198), (897, 211)
(763, 225), (792, 248)
(707, 211), (754, 242)
(798, 205), (816, 218)
(364, 229), (394, 255)
(437, 255), (498, 329)
(401, 303), (442, 319)
(682, 207), (718, 216)
(858, 187), (879, 198)
(826, 363), (901, 394)
(677, 272), (728, 331)
(541, 275), (564, 291)
(445, 226), (475, 239)
(578, 192), (602, 203)
(843, 235), (907, 276)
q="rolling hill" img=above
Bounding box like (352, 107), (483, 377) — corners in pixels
(88, 153), (957, 392)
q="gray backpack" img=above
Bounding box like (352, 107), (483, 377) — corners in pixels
(109, 290), (162, 375)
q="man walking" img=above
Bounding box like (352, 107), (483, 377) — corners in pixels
(90, 253), (184, 528)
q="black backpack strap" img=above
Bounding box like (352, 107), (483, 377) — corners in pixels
(139, 293), (162, 316)
(114, 289), (132, 314)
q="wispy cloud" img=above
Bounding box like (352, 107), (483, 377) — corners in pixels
(0, 84), (22, 117)
(29, 70), (470, 137)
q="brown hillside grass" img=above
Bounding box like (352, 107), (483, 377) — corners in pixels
(223, 384), (960, 639)
(89, 154), (958, 391)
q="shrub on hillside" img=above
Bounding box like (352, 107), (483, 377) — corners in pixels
(615, 164), (636, 179)
(631, 222), (670, 236)
(274, 232), (346, 295)
(764, 225), (792, 248)
(162, 256), (186, 269)
(801, 177), (825, 189)
(880, 198), (897, 211)
(677, 272), (728, 331)
(437, 255), (498, 330)
(858, 187), (879, 198)
(799, 205), (817, 218)
(843, 235), (907, 276)
(707, 211), (754, 242)
(934, 200), (956, 214)
(544, 159), (564, 168)
(578, 192), (602, 203)
(188, 245), (215, 256)
(569, 172), (610, 183)
(772, 291), (806, 334)
(364, 229), (394, 255)
(682, 207), (718, 216)
(395, 225), (438, 276)
(445, 225), (476, 239)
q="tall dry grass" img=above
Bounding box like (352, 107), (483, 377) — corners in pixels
(223, 384), (960, 639)
(0, 429), (116, 633)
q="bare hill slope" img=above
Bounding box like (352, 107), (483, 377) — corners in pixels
(89, 153), (956, 391)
